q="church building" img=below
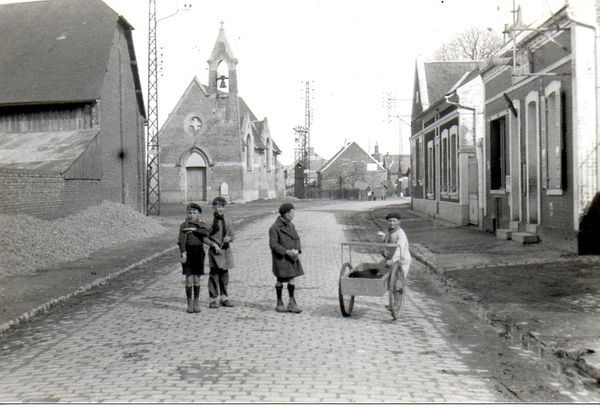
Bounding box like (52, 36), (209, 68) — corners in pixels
(159, 25), (285, 203)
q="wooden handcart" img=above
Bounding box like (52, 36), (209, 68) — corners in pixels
(338, 241), (406, 320)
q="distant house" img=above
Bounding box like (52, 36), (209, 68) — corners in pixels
(0, 0), (146, 219)
(318, 142), (387, 198)
(410, 58), (483, 225)
(371, 143), (411, 196)
(481, 5), (599, 252)
(159, 26), (285, 204)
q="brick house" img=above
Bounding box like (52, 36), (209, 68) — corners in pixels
(410, 58), (483, 225)
(159, 26), (285, 204)
(318, 142), (387, 199)
(481, 5), (598, 252)
(0, 0), (146, 220)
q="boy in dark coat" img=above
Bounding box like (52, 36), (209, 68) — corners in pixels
(207, 196), (235, 308)
(269, 202), (304, 313)
(178, 202), (212, 313)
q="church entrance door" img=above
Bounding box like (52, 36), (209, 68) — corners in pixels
(186, 167), (206, 201)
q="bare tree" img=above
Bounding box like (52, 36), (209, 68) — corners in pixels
(433, 27), (503, 61)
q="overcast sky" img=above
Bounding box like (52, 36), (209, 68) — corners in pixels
(99, 0), (581, 165)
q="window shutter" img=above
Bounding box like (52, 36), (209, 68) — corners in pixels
(540, 95), (547, 190)
(545, 81), (563, 193)
(551, 90), (562, 190)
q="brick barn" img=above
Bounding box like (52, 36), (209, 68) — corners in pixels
(318, 141), (387, 199)
(159, 26), (285, 204)
(0, 0), (146, 219)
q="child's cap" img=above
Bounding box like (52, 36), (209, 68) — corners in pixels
(212, 196), (227, 206)
(385, 212), (401, 220)
(187, 202), (202, 212)
(279, 202), (295, 215)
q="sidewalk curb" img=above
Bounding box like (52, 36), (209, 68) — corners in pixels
(366, 206), (600, 384)
(408, 231), (600, 385)
(0, 245), (178, 337)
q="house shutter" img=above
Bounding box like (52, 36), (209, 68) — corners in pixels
(540, 95), (547, 190)
(545, 81), (563, 192)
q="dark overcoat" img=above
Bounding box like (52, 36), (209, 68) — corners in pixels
(269, 216), (304, 279)
(208, 216), (235, 270)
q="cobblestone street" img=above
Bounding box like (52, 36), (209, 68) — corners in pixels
(0, 203), (518, 402)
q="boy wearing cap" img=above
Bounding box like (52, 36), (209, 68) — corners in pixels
(207, 196), (235, 308)
(178, 203), (212, 313)
(381, 212), (411, 277)
(269, 202), (304, 313)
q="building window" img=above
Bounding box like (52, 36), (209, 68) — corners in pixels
(490, 116), (508, 190)
(411, 140), (417, 186)
(449, 125), (458, 194)
(545, 81), (563, 193)
(417, 138), (424, 186)
(426, 140), (434, 199)
(441, 129), (448, 193)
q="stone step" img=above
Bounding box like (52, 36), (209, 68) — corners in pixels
(509, 221), (520, 231)
(512, 232), (539, 244)
(525, 223), (538, 234)
(496, 229), (512, 240)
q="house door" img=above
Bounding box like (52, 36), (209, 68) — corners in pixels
(186, 167), (206, 201)
(468, 156), (479, 225)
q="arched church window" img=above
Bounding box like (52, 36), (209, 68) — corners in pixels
(246, 134), (253, 171)
(266, 138), (272, 172)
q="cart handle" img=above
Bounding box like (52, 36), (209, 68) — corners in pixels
(341, 241), (399, 248)
(341, 241), (400, 267)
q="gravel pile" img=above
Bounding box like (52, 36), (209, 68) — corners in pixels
(0, 201), (167, 277)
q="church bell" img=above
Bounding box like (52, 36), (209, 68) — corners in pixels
(218, 75), (228, 88)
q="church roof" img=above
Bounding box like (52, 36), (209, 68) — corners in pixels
(239, 97), (258, 123)
(0, 129), (100, 173)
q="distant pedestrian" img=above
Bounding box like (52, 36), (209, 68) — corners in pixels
(207, 196), (235, 308)
(379, 212), (411, 278)
(269, 202), (304, 313)
(178, 202), (212, 313)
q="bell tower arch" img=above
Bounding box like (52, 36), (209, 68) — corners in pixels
(207, 23), (238, 96)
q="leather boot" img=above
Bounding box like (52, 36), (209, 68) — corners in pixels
(193, 286), (201, 312)
(275, 285), (286, 312)
(287, 296), (302, 313)
(186, 286), (193, 313)
(287, 284), (302, 313)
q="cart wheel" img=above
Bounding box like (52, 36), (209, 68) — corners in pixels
(339, 263), (355, 317)
(388, 263), (405, 320)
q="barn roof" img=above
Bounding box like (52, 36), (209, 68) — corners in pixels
(319, 141), (385, 174)
(0, 129), (100, 172)
(0, 0), (144, 114)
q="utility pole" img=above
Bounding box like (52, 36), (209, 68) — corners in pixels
(146, 0), (159, 215)
(384, 92), (412, 197)
(146, 0), (191, 216)
(293, 80), (314, 191)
